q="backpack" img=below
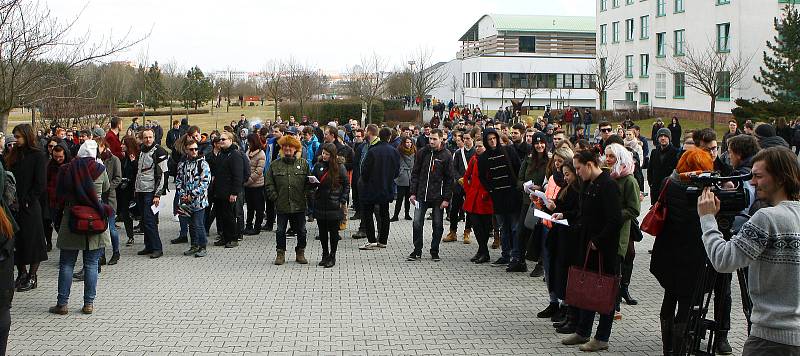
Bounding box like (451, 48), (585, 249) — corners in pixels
(4, 171), (17, 212)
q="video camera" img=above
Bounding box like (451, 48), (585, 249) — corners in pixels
(684, 171), (752, 218)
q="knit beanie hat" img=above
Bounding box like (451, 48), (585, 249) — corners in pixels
(657, 127), (672, 140)
(676, 148), (713, 173)
(755, 123), (776, 138)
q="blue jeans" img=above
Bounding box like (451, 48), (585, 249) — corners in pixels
(57, 249), (103, 306)
(495, 213), (518, 261)
(180, 209), (207, 247)
(577, 308), (615, 342)
(108, 211), (119, 254)
(137, 192), (162, 252)
(412, 200), (444, 255)
(276, 212), (307, 251)
(179, 211), (190, 238)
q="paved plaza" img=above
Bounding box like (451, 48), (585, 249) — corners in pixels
(8, 191), (749, 355)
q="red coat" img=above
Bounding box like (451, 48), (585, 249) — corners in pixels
(462, 154), (493, 215)
(105, 130), (123, 159)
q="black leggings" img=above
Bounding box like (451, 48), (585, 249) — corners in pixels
(244, 186), (265, 228)
(0, 306), (8, 356)
(470, 213), (492, 256)
(393, 185), (411, 218)
(317, 219), (340, 257)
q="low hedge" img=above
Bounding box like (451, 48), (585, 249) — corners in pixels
(115, 108), (209, 118)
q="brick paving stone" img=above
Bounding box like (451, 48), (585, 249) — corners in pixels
(6, 189), (750, 355)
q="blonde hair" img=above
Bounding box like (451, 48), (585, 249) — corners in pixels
(605, 143), (634, 176)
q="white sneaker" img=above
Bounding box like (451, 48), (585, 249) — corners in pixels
(359, 243), (378, 250)
(376, 243), (387, 248)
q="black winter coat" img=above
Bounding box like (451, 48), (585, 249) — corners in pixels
(211, 146), (244, 200)
(312, 161), (350, 221)
(478, 135), (522, 214)
(577, 170), (622, 275)
(547, 185), (581, 299)
(9, 148), (48, 265)
(648, 144), (681, 202)
(649, 173), (706, 297)
(359, 141), (400, 205)
(410, 146), (453, 203)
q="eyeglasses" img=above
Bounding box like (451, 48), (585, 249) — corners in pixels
(219, 138), (228, 142)
(187, 148), (199, 151)
(600, 128), (613, 133)
(704, 146), (719, 152)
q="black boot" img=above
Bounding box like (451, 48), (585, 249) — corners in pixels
(714, 331), (733, 355)
(621, 284), (638, 305)
(660, 318), (674, 356)
(324, 253), (336, 268)
(318, 253), (329, 266)
(555, 307), (578, 334)
(672, 322), (688, 355)
(537, 303), (558, 318)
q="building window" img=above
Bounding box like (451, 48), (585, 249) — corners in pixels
(626, 55), (634, 78)
(473, 72), (477, 88)
(717, 23), (730, 52)
(464, 73), (469, 88)
(717, 71), (731, 101)
(656, 72), (667, 98)
(612, 22), (620, 43)
(641, 92), (650, 105)
(674, 72), (686, 98)
(601, 0), (607, 11)
(656, 32), (667, 57)
(600, 24), (608, 44)
(640, 54), (649, 77)
(657, 0), (666, 16)
(674, 0), (684, 13)
(600, 57), (607, 78)
(613, 0), (620, 7)
(626, 92), (635, 101)
(601, 91), (608, 110)
(674, 29), (685, 56)
(626, 0), (634, 4)
(640, 15), (649, 39)
(626, 19), (634, 41)
(519, 36), (536, 53)
(480, 73), (501, 88)
(717, 0), (730, 4)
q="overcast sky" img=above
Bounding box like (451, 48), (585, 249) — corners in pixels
(45, 0), (595, 73)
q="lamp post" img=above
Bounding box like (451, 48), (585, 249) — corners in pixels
(407, 60), (415, 110)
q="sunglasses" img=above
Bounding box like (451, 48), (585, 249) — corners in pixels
(219, 138), (228, 142)
(187, 148), (199, 151)
(600, 128), (613, 133)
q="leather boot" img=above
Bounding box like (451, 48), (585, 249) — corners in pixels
(274, 249), (285, 265)
(660, 318), (674, 356)
(621, 284), (638, 305)
(715, 331), (733, 355)
(672, 322), (688, 355)
(443, 230), (457, 242)
(556, 307), (578, 334)
(295, 247), (308, 264)
(463, 229), (472, 244)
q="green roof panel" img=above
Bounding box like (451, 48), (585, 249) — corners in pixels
(489, 14), (596, 33)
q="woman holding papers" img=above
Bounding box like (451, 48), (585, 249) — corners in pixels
(604, 143), (642, 315)
(511, 132), (548, 274)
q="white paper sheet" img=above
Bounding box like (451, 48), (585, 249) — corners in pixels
(531, 190), (551, 206)
(308, 175), (320, 184)
(533, 208), (569, 226)
(151, 204), (160, 215)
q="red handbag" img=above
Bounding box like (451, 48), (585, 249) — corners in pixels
(565, 246), (620, 315)
(69, 205), (108, 235)
(640, 179), (670, 236)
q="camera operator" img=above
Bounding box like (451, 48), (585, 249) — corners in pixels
(697, 147), (800, 356)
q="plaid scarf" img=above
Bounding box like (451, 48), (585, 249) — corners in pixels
(56, 157), (112, 219)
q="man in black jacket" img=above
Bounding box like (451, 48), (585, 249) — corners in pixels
(510, 123), (530, 163)
(358, 127), (400, 250)
(211, 131), (244, 248)
(647, 128), (681, 205)
(407, 129), (453, 261)
(350, 129), (366, 225)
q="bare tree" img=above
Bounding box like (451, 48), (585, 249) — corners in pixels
(345, 53), (389, 124)
(0, 0), (147, 131)
(449, 74), (461, 105)
(588, 47), (624, 110)
(161, 59), (186, 120)
(262, 60), (285, 120)
(661, 43), (751, 129)
(407, 47), (447, 120)
(285, 59), (322, 117)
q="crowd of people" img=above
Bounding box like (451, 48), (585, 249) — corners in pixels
(0, 106), (797, 355)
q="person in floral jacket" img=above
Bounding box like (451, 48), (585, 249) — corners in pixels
(175, 138), (212, 257)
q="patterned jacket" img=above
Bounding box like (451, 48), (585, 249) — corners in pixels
(175, 156), (211, 212)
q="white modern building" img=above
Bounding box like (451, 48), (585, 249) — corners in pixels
(596, 0), (791, 120)
(429, 14), (598, 111)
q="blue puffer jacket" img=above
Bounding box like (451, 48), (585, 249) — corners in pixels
(302, 135), (320, 168)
